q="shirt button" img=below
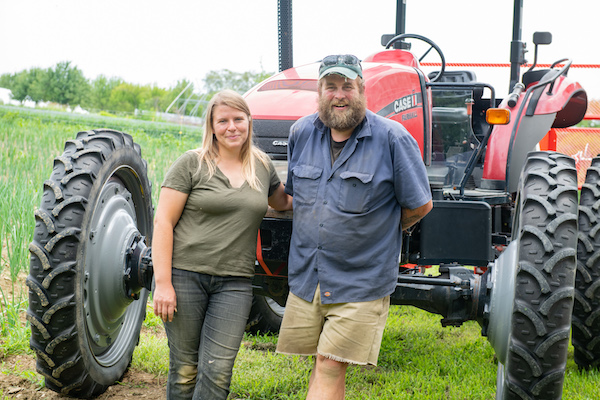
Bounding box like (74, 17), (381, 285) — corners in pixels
(328, 178), (332, 182)
(323, 200), (328, 204)
(319, 223), (324, 227)
(324, 292), (331, 297)
(318, 246), (322, 250)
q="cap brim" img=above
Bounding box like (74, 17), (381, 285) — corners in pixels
(318, 66), (359, 80)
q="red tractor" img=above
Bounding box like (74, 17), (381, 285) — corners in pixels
(27, 1), (593, 399)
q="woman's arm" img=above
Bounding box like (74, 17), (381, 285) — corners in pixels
(268, 183), (293, 211)
(152, 187), (188, 322)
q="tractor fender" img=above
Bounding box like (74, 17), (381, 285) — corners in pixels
(529, 75), (587, 127)
(481, 74), (587, 192)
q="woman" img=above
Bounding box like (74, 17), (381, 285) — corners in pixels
(152, 89), (292, 399)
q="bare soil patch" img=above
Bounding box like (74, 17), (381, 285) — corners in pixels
(0, 353), (165, 399)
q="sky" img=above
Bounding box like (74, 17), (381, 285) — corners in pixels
(0, 0), (598, 99)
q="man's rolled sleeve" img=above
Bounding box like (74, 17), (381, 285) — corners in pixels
(390, 131), (432, 210)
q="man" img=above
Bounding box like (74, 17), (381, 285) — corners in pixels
(276, 54), (433, 399)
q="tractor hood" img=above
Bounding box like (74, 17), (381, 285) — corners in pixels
(245, 63), (319, 121)
(244, 49), (431, 161)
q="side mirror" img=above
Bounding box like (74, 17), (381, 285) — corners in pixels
(527, 32), (552, 73)
(533, 32), (552, 46)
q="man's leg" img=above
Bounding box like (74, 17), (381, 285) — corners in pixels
(276, 289), (323, 356)
(306, 355), (348, 400)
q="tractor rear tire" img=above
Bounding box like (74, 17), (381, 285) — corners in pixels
(246, 294), (285, 333)
(572, 156), (600, 369)
(497, 151), (578, 399)
(27, 129), (153, 398)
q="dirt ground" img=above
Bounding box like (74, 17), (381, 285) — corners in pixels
(0, 272), (167, 399)
(0, 354), (166, 399)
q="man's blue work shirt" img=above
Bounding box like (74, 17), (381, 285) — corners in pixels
(285, 110), (432, 304)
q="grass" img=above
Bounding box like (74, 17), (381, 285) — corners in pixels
(131, 305), (600, 399)
(1, 107), (600, 399)
(0, 298), (29, 356)
(231, 307), (498, 400)
(129, 306), (500, 399)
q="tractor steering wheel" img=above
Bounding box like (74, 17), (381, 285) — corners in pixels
(385, 33), (446, 82)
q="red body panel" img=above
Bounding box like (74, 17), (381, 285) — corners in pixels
(244, 64), (320, 120)
(363, 49), (420, 68)
(363, 64), (429, 156)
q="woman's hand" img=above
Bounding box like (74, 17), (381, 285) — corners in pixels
(268, 183), (293, 211)
(153, 282), (178, 322)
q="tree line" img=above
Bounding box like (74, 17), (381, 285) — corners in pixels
(0, 61), (273, 116)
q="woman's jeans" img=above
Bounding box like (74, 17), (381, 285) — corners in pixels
(163, 269), (253, 400)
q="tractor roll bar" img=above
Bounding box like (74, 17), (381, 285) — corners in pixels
(509, 0), (526, 93)
(278, 0), (293, 72)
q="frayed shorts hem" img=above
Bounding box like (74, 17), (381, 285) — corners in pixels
(274, 349), (372, 366)
(275, 350), (316, 357)
(317, 351), (371, 366)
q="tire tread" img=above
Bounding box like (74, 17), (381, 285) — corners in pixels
(28, 129), (151, 397)
(501, 151), (577, 399)
(573, 155), (600, 369)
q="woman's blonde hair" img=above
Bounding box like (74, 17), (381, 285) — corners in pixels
(195, 89), (271, 191)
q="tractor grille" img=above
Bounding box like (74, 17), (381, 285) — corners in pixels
(253, 119), (296, 160)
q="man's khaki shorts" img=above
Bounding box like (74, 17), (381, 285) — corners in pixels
(275, 285), (390, 365)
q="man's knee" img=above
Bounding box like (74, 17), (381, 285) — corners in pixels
(316, 354), (348, 376)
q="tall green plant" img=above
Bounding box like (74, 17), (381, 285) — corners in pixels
(0, 107), (199, 333)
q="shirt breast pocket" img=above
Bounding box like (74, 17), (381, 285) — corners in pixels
(291, 165), (323, 205)
(338, 171), (374, 213)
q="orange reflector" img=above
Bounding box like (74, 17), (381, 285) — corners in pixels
(486, 108), (510, 125)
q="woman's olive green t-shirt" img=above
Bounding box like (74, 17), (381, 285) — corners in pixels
(162, 150), (280, 278)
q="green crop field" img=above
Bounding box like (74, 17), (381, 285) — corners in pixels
(1, 106), (599, 399)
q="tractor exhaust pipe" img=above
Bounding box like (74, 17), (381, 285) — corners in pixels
(509, 0), (526, 93)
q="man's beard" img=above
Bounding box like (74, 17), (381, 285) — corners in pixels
(318, 92), (366, 132)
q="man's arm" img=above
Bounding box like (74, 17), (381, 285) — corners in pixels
(401, 199), (433, 231)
